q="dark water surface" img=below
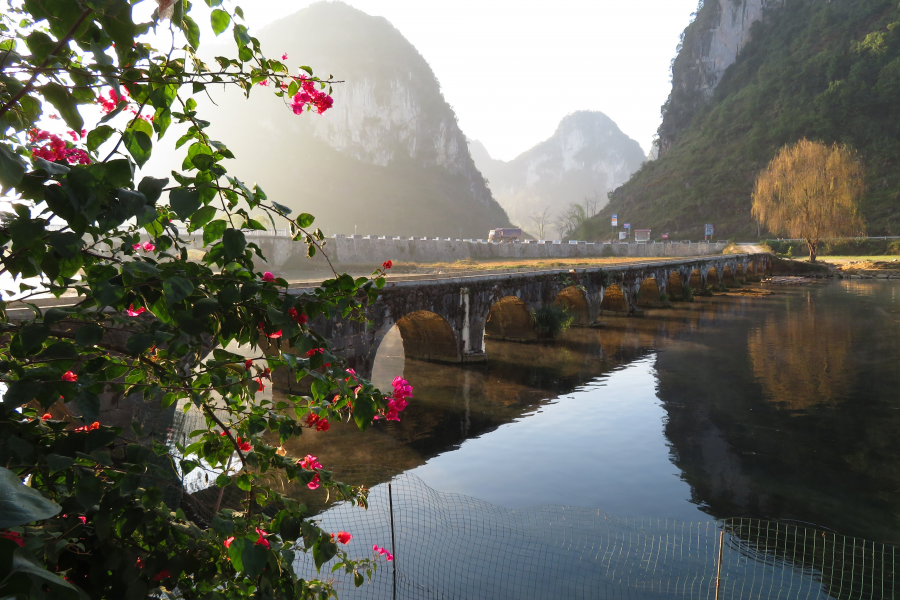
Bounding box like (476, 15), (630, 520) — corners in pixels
(281, 280), (900, 544)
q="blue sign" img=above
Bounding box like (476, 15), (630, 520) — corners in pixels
(611, 214), (618, 227)
(705, 224), (714, 236)
(624, 223), (630, 229)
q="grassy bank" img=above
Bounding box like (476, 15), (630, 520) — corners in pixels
(766, 239), (900, 258)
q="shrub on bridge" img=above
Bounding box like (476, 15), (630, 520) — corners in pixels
(0, 2), (406, 599)
(531, 305), (574, 339)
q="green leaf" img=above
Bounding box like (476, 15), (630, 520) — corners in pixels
(210, 8), (230, 35)
(123, 119), (153, 167)
(46, 454), (75, 473)
(75, 472), (103, 509)
(313, 536), (338, 570)
(211, 516), (234, 535)
(297, 213), (314, 228)
(86, 125), (115, 152)
(241, 543), (268, 578)
(48, 231), (82, 259)
(75, 324), (104, 348)
(227, 537), (248, 571)
(169, 188), (201, 221)
(40, 83), (83, 131)
(0, 466), (61, 527)
(10, 548), (81, 596)
(189, 205), (216, 230)
(351, 395), (377, 431)
(43, 307), (75, 325)
(163, 276), (194, 305)
(279, 515), (300, 542)
(19, 323), (49, 354)
(138, 176), (169, 204)
(182, 14), (201, 50)
(125, 333), (155, 355)
(203, 219), (227, 245)
(0, 144), (26, 191)
(222, 229), (246, 261)
(74, 391), (100, 424)
(95, 280), (124, 307)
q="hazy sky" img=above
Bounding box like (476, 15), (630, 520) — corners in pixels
(206, 0), (700, 160)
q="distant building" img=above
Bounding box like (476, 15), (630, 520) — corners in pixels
(634, 229), (651, 243)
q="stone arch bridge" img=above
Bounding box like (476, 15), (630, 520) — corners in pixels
(287, 254), (771, 384)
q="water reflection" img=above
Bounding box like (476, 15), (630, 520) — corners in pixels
(239, 282), (900, 544)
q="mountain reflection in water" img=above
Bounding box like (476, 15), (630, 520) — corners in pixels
(269, 281), (900, 543)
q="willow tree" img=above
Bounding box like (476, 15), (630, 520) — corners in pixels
(751, 139), (865, 261)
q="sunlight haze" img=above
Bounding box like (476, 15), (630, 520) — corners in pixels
(190, 0), (700, 159)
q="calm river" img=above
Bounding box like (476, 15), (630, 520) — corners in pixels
(278, 279), (900, 546)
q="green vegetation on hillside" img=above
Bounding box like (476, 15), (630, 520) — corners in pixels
(579, 0), (900, 240)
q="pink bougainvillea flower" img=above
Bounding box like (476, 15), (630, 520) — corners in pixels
(255, 527), (270, 548)
(141, 242), (156, 251)
(268, 330), (282, 339)
(223, 536), (235, 548)
(61, 371), (78, 382)
(126, 304), (147, 317)
(1, 532), (24, 547)
(298, 454), (322, 470)
(305, 348), (323, 357)
(261, 367), (271, 380)
(288, 307), (308, 324)
(392, 377), (413, 401)
(236, 437), (252, 452)
(307, 474), (321, 490)
(382, 260), (393, 269)
(78, 516), (87, 524)
(281, 53), (288, 60)
(220, 431), (227, 437)
(41, 413), (52, 421)
(256, 377), (265, 392)
(261, 271), (275, 282)
(257, 79), (269, 87)
(336, 531), (352, 545)
(73, 421), (99, 432)
(386, 552), (394, 561)
(305, 413), (320, 429)
(315, 418), (330, 432)
(132, 243), (141, 250)
(244, 359), (253, 370)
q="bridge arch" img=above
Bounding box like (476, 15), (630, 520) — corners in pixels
(689, 268), (702, 289)
(555, 286), (591, 326)
(723, 265), (735, 285)
(485, 296), (536, 341)
(706, 267), (719, 287)
(600, 284), (629, 314)
(393, 310), (461, 363)
(667, 272), (684, 299)
(636, 278), (660, 306)
(736, 263), (744, 280)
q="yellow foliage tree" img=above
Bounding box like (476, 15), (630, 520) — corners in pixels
(751, 139), (866, 261)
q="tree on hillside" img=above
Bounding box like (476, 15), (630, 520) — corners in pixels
(554, 203), (586, 239)
(529, 207), (552, 239)
(751, 139), (866, 262)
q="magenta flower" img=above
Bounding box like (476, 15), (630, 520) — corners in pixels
(298, 454), (322, 470)
(307, 474), (321, 490)
(255, 527), (271, 549)
(132, 243), (141, 251)
(126, 304), (147, 317)
(261, 271), (275, 282)
(281, 53), (288, 60)
(258, 79), (269, 87)
(141, 241), (156, 251)
(61, 371), (78, 382)
(336, 531), (352, 545)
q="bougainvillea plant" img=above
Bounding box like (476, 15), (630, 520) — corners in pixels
(0, 0), (408, 598)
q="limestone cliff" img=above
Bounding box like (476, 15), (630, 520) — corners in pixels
(203, 1), (510, 238)
(659, 0), (781, 154)
(468, 111), (645, 231)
